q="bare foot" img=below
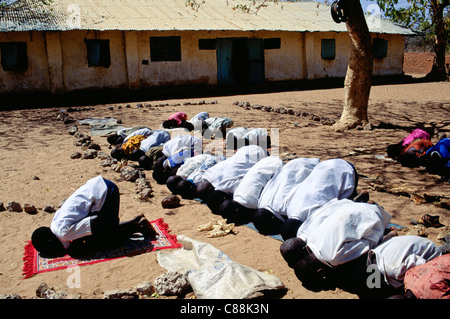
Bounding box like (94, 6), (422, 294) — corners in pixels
(136, 215), (157, 239)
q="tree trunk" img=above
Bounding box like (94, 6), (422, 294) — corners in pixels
(333, 0), (374, 132)
(427, 0), (449, 81)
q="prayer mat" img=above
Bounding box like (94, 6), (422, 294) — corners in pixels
(22, 218), (181, 279)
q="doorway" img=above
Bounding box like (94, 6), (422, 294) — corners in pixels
(216, 38), (264, 86)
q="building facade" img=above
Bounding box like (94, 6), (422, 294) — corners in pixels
(0, 0), (414, 95)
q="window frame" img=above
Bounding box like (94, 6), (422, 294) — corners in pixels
(150, 36), (182, 62)
(321, 39), (336, 60)
(372, 38), (388, 59)
(0, 42), (28, 71)
(263, 38), (281, 50)
(85, 39), (111, 68)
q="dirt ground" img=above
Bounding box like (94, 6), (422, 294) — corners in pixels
(0, 55), (449, 301)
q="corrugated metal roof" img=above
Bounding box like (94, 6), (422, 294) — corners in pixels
(0, 0), (415, 34)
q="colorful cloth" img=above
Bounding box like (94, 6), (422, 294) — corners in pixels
(121, 135), (147, 156)
(426, 138), (450, 168)
(23, 218), (181, 279)
(402, 129), (431, 147)
(168, 112), (188, 125)
(404, 254), (450, 299)
(401, 139), (433, 158)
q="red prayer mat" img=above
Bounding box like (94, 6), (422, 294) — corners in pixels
(22, 218), (181, 279)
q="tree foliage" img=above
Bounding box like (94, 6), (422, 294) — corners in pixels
(374, 0), (449, 34)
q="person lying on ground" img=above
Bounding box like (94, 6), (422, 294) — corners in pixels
(106, 126), (151, 146)
(387, 128), (433, 167)
(31, 176), (156, 259)
(423, 137), (450, 178)
(201, 145), (268, 211)
(111, 129), (170, 161)
(152, 135), (202, 184)
(212, 156), (284, 224)
(252, 159), (363, 239)
(170, 145), (268, 203)
(162, 112), (194, 131)
(341, 235), (443, 299)
(399, 253), (450, 299)
(166, 153), (226, 199)
(279, 198), (393, 292)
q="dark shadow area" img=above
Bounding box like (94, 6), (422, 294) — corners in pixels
(0, 74), (435, 111)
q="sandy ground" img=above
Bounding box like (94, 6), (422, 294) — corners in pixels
(0, 75), (449, 301)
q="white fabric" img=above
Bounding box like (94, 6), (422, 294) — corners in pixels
(368, 235), (442, 288)
(298, 198), (392, 267)
(202, 145), (268, 193)
(226, 127), (269, 149)
(257, 158), (320, 220)
(177, 154), (226, 184)
(50, 176), (108, 248)
(233, 156), (284, 209)
(139, 129), (170, 152)
(243, 128), (269, 146)
(123, 127), (154, 142)
(157, 235), (285, 299)
(189, 112), (210, 131)
(285, 158), (356, 222)
(162, 134), (202, 157)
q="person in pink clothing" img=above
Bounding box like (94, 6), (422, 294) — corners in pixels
(162, 112), (194, 131)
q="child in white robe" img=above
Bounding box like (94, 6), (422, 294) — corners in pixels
(251, 157), (320, 235)
(31, 176), (156, 259)
(199, 145), (268, 210)
(216, 156), (284, 224)
(280, 198), (392, 290)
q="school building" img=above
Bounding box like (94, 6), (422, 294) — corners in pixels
(0, 0), (415, 95)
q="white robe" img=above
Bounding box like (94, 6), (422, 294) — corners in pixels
(257, 157), (320, 220)
(50, 176), (108, 249)
(123, 128), (154, 142)
(297, 198), (392, 267)
(368, 235), (442, 288)
(177, 154), (226, 184)
(139, 129), (170, 152)
(285, 158), (356, 222)
(233, 156), (284, 209)
(202, 145), (268, 193)
(162, 134), (202, 157)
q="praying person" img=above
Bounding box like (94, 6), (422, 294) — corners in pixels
(387, 128), (433, 167)
(424, 137), (450, 177)
(162, 112), (194, 131)
(31, 176), (156, 259)
(252, 158), (360, 239)
(166, 153), (226, 199)
(342, 235), (443, 299)
(279, 198), (392, 290)
(251, 158), (320, 235)
(202, 145), (268, 211)
(111, 129), (170, 162)
(152, 135), (202, 184)
(216, 156), (284, 224)
(106, 126), (151, 146)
